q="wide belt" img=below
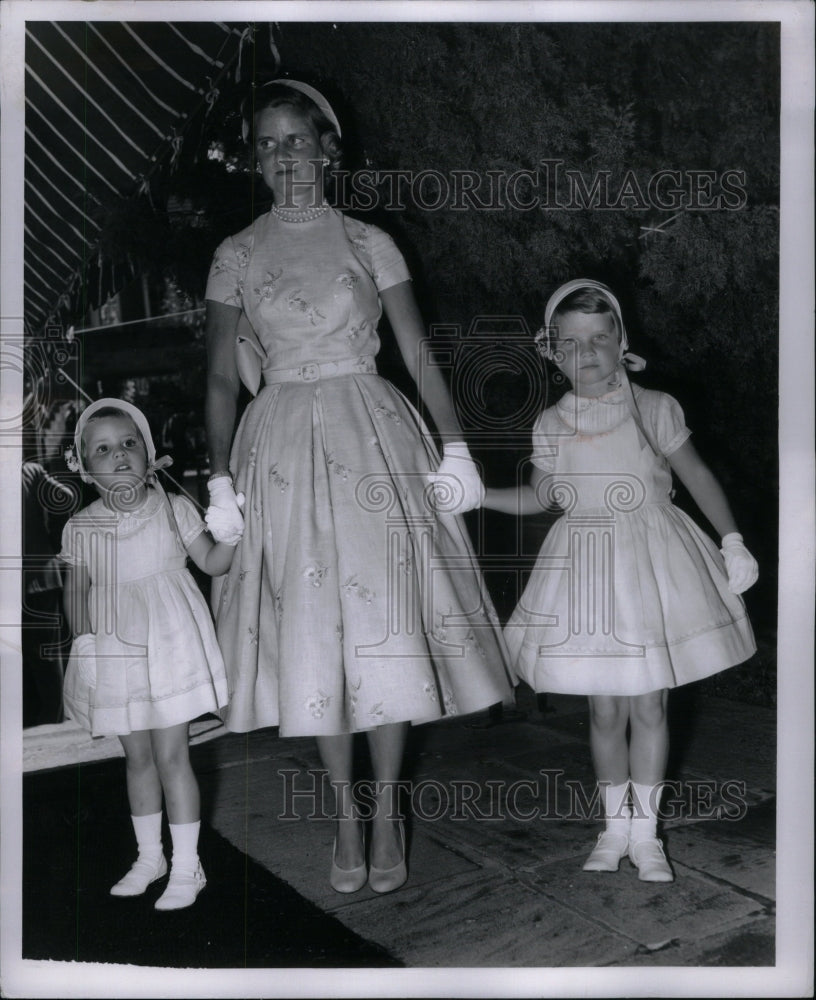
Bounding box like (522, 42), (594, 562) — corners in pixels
(262, 355), (377, 385)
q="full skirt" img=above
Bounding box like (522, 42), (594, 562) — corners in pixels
(504, 502), (755, 696)
(63, 568), (229, 736)
(215, 374), (514, 736)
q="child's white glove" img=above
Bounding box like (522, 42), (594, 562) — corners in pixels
(426, 442), (485, 514)
(206, 475), (246, 546)
(720, 533), (759, 594)
(69, 633), (97, 687)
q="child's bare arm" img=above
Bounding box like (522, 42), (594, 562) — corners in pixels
(667, 440), (739, 538)
(186, 530), (236, 577)
(483, 465), (551, 516)
(63, 564), (91, 636)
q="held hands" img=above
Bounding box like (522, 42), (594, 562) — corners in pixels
(70, 633), (97, 687)
(427, 442), (485, 515)
(206, 475), (246, 546)
(720, 533), (759, 594)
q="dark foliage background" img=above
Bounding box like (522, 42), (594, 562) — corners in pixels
(94, 21), (779, 679)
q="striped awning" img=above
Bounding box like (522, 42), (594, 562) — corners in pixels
(23, 20), (248, 337)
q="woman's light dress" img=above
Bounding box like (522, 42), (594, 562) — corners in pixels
(206, 208), (514, 736)
(60, 491), (229, 735)
(504, 385), (756, 695)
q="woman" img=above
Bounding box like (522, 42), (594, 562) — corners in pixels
(204, 79), (513, 894)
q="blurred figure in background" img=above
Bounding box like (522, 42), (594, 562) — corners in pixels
(21, 460), (78, 726)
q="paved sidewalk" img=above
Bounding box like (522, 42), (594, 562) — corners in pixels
(189, 686), (777, 969)
(17, 683), (795, 997)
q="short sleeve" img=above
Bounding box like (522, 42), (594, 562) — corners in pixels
(169, 494), (206, 548)
(365, 226), (411, 291)
(59, 517), (85, 566)
(529, 411), (558, 473)
(205, 236), (246, 307)
(640, 390), (692, 456)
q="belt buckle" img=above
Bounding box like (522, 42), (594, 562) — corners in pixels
(300, 363), (319, 382)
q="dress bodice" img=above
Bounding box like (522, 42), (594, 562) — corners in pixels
(60, 491), (204, 585)
(530, 385), (691, 514)
(206, 208), (410, 371)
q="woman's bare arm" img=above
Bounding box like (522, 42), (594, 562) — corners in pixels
(204, 300), (243, 476)
(380, 281), (465, 440)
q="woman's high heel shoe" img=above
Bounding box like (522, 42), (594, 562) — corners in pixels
(368, 821), (407, 894)
(329, 826), (367, 894)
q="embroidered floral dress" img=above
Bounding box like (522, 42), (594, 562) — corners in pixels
(60, 491), (229, 736)
(504, 385), (756, 695)
(205, 208), (513, 736)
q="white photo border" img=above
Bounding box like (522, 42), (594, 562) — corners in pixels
(1, 2), (813, 997)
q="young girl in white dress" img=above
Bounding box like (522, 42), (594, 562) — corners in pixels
(61, 399), (236, 910)
(483, 280), (758, 882)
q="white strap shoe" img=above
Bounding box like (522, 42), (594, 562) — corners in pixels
(110, 853), (167, 897)
(154, 861), (207, 911)
(582, 831), (629, 872)
(628, 838), (674, 882)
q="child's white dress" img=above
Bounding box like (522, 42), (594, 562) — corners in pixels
(60, 490), (229, 736)
(504, 384), (756, 695)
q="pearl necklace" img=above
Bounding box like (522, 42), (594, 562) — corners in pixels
(270, 201), (329, 223)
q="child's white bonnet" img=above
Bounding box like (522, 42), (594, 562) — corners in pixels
(70, 397), (164, 483)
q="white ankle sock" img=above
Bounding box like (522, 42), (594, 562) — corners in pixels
(601, 781), (631, 836)
(168, 820), (200, 871)
(630, 782), (663, 842)
(131, 812), (163, 859)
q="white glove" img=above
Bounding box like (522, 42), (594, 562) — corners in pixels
(426, 442), (485, 514)
(206, 475), (246, 546)
(720, 533), (759, 594)
(70, 633), (97, 687)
